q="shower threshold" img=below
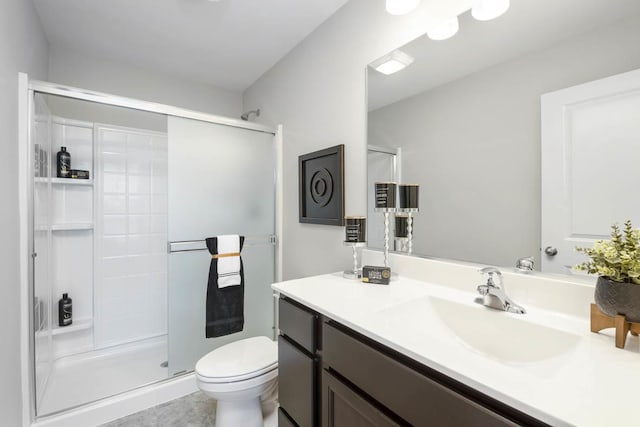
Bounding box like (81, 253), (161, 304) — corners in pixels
(37, 335), (168, 416)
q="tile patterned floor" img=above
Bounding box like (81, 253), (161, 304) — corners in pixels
(100, 392), (216, 427)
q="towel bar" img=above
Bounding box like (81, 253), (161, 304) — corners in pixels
(168, 234), (276, 253)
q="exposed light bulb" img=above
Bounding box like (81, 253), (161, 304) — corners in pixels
(426, 17), (459, 41)
(386, 0), (421, 16)
(472, 0), (510, 21)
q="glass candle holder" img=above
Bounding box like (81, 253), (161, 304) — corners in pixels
(395, 214), (409, 238)
(375, 182), (397, 211)
(398, 184), (419, 211)
(345, 216), (366, 243)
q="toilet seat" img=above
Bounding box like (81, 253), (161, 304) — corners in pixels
(195, 336), (278, 384)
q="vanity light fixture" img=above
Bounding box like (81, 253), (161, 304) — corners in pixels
(471, 0), (510, 21)
(426, 16), (459, 41)
(386, 0), (420, 16)
(370, 50), (415, 75)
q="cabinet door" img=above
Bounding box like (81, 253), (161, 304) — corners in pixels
(323, 370), (399, 427)
(279, 408), (298, 427)
(279, 335), (316, 427)
(323, 322), (519, 426)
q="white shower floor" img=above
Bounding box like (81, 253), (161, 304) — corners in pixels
(38, 336), (169, 416)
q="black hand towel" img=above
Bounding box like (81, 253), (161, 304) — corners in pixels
(205, 236), (245, 338)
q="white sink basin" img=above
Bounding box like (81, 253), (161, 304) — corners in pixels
(427, 297), (582, 364)
(368, 295), (583, 365)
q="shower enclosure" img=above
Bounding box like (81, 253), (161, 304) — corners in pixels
(25, 82), (280, 419)
(32, 94), (170, 415)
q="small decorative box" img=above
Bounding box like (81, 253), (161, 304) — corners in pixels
(362, 265), (391, 285)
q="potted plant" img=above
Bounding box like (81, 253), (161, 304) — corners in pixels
(576, 220), (640, 322)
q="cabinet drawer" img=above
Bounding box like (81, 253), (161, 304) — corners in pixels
(323, 369), (399, 427)
(323, 322), (518, 427)
(279, 297), (317, 353)
(279, 335), (316, 427)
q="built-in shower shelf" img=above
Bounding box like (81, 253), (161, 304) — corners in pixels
(52, 318), (93, 336)
(35, 318), (93, 339)
(35, 224), (94, 232)
(35, 177), (94, 186)
(51, 223), (94, 231)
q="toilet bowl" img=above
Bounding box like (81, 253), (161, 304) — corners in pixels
(195, 336), (278, 427)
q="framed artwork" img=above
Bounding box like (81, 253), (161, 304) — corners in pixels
(299, 144), (345, 226)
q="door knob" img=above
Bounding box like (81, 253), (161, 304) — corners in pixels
(544, 246), (558, 256)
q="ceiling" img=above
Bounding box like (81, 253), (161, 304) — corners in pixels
(33, 0), (349, 92)
(368, 0), (640, 110)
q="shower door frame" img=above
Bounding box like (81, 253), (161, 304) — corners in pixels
(18, 73), (283, 425)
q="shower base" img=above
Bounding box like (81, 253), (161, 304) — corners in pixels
(38, 335), (168, 416)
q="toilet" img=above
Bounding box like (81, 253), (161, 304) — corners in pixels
(195, 336), (278, 427)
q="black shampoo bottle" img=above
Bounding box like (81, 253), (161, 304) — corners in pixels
(57, 146), (71, 178)
(58, 293), (72, 327)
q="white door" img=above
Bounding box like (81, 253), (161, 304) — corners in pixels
(541, 68), (640, 274)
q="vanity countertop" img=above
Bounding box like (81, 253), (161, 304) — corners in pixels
(272, 273), (640, 427)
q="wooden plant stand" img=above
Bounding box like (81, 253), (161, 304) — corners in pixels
(590, 304), (640, 349)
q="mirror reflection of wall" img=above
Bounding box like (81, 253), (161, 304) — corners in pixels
(367, 0), (640, 273)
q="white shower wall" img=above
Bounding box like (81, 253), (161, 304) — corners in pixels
(50, 119), (95, 359)
(95, 126), (168, 349)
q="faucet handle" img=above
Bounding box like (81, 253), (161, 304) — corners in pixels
(479, 266), (502, 287)
(477, 284), (490, 295)
(516, 256), (535, 272)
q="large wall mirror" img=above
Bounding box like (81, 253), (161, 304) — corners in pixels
(367, 0), (640, 275)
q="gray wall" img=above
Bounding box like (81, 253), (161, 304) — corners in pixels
(49, 47), (243, 118)
(0, 0), (49, 424)
(243, 0), (470, 280)
(368, 14), (640, 267)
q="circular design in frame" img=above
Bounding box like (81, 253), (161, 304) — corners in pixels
(309, 168), (334, 207)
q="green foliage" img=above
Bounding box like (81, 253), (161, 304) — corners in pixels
(575, 220), (640, 285)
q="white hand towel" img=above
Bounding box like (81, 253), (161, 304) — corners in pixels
(217, 234), (241, 288)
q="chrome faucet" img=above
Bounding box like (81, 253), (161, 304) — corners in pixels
(476, 267), (526, 314)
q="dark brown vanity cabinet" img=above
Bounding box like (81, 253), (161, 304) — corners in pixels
(278, 297), (320, 427)
(278, 297), (547, 427)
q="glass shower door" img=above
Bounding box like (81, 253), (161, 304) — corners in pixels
(167, 117), (276, 376)
(33, 94), (53, 409)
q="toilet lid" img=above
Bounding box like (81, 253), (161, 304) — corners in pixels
(195, 336), (278, 382)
